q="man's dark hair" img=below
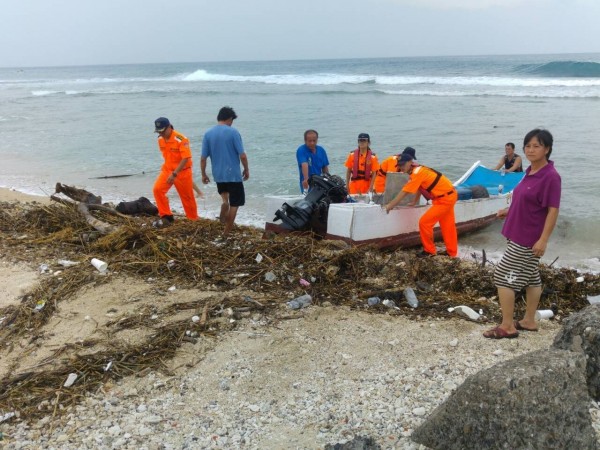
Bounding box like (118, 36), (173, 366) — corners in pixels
(304, 129), (319, 140)
(523, 128), (553, 160)
(505, 142), (515, 150)
(217, 106), (237, 122)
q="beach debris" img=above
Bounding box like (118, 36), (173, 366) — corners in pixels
(264, 271), (276, 282)
(34, 300), (46, 312)
(576, 276), (585, 283)
(588, 295), (600, 305)
(287, 294), (312, 310)
(535, 309), (554, 320)
(449, 338), (459, 347)
(367, 296), (381, 306)
(404, 287), (419, 308)
(63, 373), (78, 388)
(151, 314), (159, 320)
(299, 278), (310, 287)
(167, 260), (176, 269)
(57, 259), (79, 267)
(167, 285), (176, 292)
(448, 305), (481, 321)
(192, 315), (200, 323)
(255, 253), (263, 263)
(382, 299), (399, 309)
(310, 276), (316, 283)
(104, 361), (113, 372)
(90, 258), (108, 273)
(0, 412), (16, 424)
(39, 264), (50, 274)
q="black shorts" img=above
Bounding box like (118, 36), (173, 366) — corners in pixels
(216, 182), (245, 207)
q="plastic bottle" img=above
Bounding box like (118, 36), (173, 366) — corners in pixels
(287, 294), (312, 309)
(367, 296), (381, 306)
(497, 184), (504, 194)
(404, 287), (419, 308)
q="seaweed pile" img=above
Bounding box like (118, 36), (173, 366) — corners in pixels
(0, 199), (598, 423)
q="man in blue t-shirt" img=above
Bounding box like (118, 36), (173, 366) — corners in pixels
(296, 129), (330, 193)
(201, 106), (250, 236)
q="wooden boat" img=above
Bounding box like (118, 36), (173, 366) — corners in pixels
(264, 162), (525, 249)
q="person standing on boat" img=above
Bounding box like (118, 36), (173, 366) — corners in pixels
(483, 129), (561, 339)
(152, 117), (198, 224)
(345, 133), (380, 195)
(383, 153), (458, 258)
(373, 147), (417, 195)
(296, 129), (330, 193)
(201, 106), (250, 236)
(493, 142), (523, 172)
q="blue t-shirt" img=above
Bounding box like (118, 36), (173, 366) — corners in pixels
(296, 144), (329, 192)
(201, 125), (245, 182)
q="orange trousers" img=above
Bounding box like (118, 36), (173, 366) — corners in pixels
(153, 168), (198, 220)
(419, 192), (458, 256)
(348, 179), (371, 195)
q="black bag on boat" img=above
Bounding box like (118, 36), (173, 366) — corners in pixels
(116, 197), (159, 216)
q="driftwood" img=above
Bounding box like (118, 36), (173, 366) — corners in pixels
(51, 183), (122, 235)
(55, 183), (102, 204)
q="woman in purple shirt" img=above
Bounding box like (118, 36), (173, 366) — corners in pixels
(484, 129), (561, 339)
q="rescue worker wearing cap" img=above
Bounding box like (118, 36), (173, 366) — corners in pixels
(152, 117), (198, 222)
(345, 133), (380, 195)
(384, 152), (458, 257)
(373, 147), (417, 194)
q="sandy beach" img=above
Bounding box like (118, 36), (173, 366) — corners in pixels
(0, 187), (598, 449)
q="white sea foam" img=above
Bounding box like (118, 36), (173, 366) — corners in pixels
(378, 89), (600, 98)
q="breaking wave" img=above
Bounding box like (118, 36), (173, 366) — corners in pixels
(516, 60), (600, 78)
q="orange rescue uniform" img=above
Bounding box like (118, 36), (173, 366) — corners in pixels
(152, 130), (198, 220)
(373, 155), (401, 194)
(402, 165), (458, 257)
(344, 150), (380, 195)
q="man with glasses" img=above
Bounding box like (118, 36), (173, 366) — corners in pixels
(296, 129), (330, 193)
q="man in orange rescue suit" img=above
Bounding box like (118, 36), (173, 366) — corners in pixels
(373, 147), (417, 194)
(152, 117), (198, 223)
(345, 133), (380, 195)
(384, 152), (457, 258)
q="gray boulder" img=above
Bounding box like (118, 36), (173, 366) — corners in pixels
(553, 303), (600, 400)
(411, 349), (597, 450)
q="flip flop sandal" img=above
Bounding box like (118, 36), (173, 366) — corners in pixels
(483, 326), (519, 339)
(514, 320), (538, 332)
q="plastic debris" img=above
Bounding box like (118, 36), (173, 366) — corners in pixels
(448, 305), (481, 321)
(287, 294), (312, 310)
(576, 276), (585, 283)
(192, 315), (200, 323)
(167, 286), (176, 292)
(255, 253), (263, 263)
(299, 278), (310, 287)
(382, 299), (398, 309)
(58, 260), (79, 267)
(63, 373), (78, 388)
(588, 295), (600, 305)
(404, 287), (419, 308)
(34, 300), (46, 312)
(104, 361), (113, 372)
(0, 412), (16, 424)
(39, 264), (49, 274)
(90, 258), (108, 272)
(167, 260), (176, 269)
(264, 272), (276, 282)
(367, 296), (381, 306)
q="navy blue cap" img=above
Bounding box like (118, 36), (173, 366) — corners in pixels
(154, 117), (170, 133)
(358, 133), (370, 141)
(402, 146), (416, 159)
(398, 152), (414, 164)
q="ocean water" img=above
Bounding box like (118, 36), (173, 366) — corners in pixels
(1, 54), (599, 271)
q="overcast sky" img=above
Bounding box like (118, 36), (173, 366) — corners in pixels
(2, 0), (599, 67)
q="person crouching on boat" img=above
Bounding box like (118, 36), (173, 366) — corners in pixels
(345, 133), (380, 195)
(373, 146), (417, 197)
(383, 152), (458, 258)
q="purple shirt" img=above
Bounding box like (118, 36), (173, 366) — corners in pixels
(502, 160), (561, 248)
